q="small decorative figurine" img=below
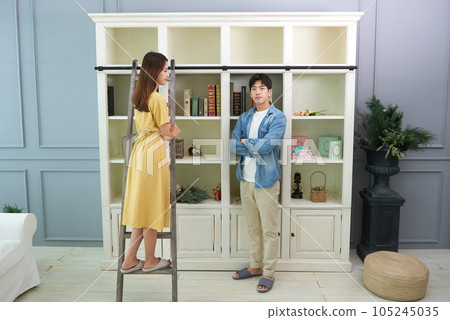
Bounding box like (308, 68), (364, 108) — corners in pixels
(213, 183), (221, 201)
(188, 145), (201, 157)
(291, 172), (303, 199)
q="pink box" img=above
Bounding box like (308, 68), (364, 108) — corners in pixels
(291, 136), (308, 149)
(291, 149), (315, 161)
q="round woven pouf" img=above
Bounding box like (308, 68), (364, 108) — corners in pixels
(363, 251), (429, 301)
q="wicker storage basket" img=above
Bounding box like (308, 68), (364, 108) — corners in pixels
(310, 171), (327, 202)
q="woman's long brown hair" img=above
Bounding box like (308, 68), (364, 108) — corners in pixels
(132, 52), (168, 112)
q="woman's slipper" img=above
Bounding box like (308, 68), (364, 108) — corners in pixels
(120, 260), (144, 274)
(257, 277), (274, 293)
(232, 268), (263, 280)
(142, 258), (171, 272)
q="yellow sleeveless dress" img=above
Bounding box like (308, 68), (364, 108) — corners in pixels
(122, 92), (170, 230)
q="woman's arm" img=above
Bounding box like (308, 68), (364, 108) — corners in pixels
(159, 122), (180, 141)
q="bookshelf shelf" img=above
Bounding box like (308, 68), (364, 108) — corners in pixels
(91, 12), (362, 272)
(175, 116), (221, 120)
(291, 116), (345, 120)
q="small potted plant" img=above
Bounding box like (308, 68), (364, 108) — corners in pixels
(175, 184), (210, 203)
(2, 204), (23, 213)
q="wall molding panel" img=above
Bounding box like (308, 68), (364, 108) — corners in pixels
(31, 0), (99, 149)
(40, 169), (102, 242)
(0, 169), (29, 212)
(373, 0), (450, 150)
(0, 0), (25, 148)
(393, 169), (444, 245)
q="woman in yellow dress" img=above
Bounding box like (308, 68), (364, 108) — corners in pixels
(121, 52), (180, 273)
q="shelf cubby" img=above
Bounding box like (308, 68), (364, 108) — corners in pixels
(105, 28), (158, 65)
(292, 27), (347, 65)
(175, 120), (221, 159)
(289, 163), (343, 207)
(176, 163), (221, 204)
(229, 73), (284, 115)
(292, 119), (344, 151)
(174, 73), (221, 117)
(107, 74), (133, 116)
(291, 73), (346, 117)
(230, 27), (283, 64)
(168, 27), (221, 65)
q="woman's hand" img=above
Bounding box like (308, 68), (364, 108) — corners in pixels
(159, 122), (181, 140)
(171, 123), (181, 137)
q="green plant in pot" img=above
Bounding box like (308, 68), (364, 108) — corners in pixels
(2, 203), (23, 213)
(356, 95), (435, 197)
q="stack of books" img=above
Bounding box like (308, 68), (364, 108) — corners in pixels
(183, 85), (221, 116)
(230, 83), (248, 116)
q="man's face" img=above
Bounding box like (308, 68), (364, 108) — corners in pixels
(250, 80), (272, 106)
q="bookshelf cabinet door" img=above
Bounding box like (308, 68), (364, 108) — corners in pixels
(177, 208), (222, 258)
(230, 208), (281, 258)
(289, 209), (341, 259)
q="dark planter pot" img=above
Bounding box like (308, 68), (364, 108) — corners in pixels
(357, 145), (405, 261)
(361, 145), (400, 198)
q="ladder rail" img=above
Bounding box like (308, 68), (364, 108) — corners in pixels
(168, 59), (178, 302)
(116, 59), (139, 302)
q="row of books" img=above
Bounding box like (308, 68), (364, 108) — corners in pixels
(232, 84), (247, 116)
(231, 82), (257, 116)
(183, 83), (257, 117)
(183, 85), (221, 117)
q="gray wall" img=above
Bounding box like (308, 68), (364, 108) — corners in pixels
(1, 0), (449, 248)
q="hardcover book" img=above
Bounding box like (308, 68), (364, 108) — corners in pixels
(191, 96), (199, 116)
(230, 81), (234, 116)
(208, 84), (216, 116)
(184, 89), (192, 116)
(204, 98), (208, 116)
(241, 86), (246, 113)
(233, 92), (242, 116)
(198, 97), (204, 116)
(215, 84), (221, 116)
(107, 86), (114, 116)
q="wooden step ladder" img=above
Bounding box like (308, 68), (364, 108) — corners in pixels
(116, 59), (178, 302)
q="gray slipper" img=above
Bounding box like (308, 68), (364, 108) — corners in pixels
(257, 277), (274, 293)
(142, 258), (171, 272)
(120, 260), (144, 274)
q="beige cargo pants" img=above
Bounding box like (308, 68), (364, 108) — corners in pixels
(240, 180), (280, 278)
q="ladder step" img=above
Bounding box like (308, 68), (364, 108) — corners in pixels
(157, 232), (172, 239)
(122, 267), (174, 275)
(123, 231), (172, 239)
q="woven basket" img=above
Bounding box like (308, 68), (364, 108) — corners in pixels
(310, 171), (327, 202)
(363, 251), (429, 301)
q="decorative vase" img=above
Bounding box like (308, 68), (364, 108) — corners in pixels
(361, 145), (400, 198)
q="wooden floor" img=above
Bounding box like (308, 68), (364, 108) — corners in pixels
(15, 247), (450, 302)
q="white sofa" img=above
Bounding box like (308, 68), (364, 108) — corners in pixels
(0, 213), (40, 301)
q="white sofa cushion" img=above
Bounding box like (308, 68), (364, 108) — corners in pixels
(0, 240), (24, 278)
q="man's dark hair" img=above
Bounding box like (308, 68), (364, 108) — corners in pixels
(249, 73), (272, 90)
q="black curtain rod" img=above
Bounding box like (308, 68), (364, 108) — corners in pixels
(95, 65), (357, 71)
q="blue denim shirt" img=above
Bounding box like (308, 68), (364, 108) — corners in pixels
(231, 104), (287, 189)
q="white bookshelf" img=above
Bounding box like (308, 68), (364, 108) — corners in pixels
(90, 12), (363, 271)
